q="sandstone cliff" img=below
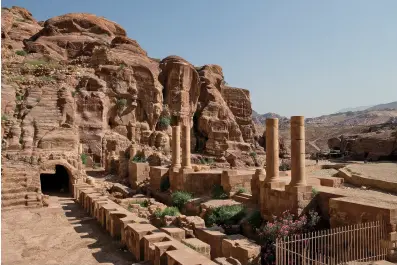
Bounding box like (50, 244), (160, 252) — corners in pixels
(1, 6), (257, 174)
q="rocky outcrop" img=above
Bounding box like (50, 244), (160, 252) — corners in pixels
(331, 124), (397, 160)
(1, 6), (258, 205)
(195, 65), (249, 156)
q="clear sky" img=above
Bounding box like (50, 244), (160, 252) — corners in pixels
(2, 0), (397, 117)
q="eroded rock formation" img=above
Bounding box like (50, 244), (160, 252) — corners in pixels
(1, 6), (257, 207)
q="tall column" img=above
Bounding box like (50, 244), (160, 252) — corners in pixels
(265, 118), (279, 182)
(171, 122), (181, 169)
(181, 117), (192, 169)
(290, 116), (306, 186)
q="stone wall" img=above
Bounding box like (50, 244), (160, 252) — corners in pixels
(221, 170), (253, 195)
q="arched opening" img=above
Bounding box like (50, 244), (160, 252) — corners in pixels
(40, 165), (70, 194)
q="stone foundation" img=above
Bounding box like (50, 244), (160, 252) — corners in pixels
(128, 162), (150, 189)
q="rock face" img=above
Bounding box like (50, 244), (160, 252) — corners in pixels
(195, 65), (253, 156)
(1, 7), (257, 207)
(329, 124), (397, 161)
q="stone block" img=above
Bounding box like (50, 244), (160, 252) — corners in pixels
(142, 232), (172, 262)
(129, 162), (150, 189)
(195, 227), (227, 259)
(160, 226), (186, 241)
(182, 238), (211, 258)
(221, 234), (260, 265)
(166, 249), (217, 265)
(149, 166), (169, 191)
(124, 223), (159, 261)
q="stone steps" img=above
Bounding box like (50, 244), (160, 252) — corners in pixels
(1, 191), (38, 201)
(232, 193), (253, 205)
(1, 195), (41, 208)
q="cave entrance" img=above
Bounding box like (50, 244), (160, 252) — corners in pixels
(40, 165), (70, 194)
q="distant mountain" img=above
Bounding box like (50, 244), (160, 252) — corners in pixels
(252, 111), (288, 125)
(337, 105), (374, 113)
(367, 101), (397, 111)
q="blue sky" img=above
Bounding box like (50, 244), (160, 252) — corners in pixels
(2, 0), (397, 117)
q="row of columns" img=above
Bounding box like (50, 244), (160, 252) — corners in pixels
(171, 117), (191, 170)
(265, 116), (307, 187)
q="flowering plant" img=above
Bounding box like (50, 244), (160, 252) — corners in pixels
(259, 210), (320, 265)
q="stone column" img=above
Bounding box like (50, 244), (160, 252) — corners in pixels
(181, 118), (192, 169)
(130, 144), (138, 159)
(265, 118), (279, 182)
(290, 116), (306, 186)
(171, 122), (181, 169)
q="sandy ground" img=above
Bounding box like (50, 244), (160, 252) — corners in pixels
(1, 194), (137, 265)
(345, 163), (397, 183)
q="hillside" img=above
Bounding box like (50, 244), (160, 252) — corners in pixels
(254, 102), (397, 156)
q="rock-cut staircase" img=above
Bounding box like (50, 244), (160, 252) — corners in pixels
(1, 160), (42, 209)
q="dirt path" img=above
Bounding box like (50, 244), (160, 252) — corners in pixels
(1, 194), (137, 265)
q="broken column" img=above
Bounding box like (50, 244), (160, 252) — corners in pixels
(171, 118), (181, 169)
(265, 118), (279, 182)
(289, 116), (306, 187)
(181, 117), (192, 170)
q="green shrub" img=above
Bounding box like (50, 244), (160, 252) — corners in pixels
(1, 115), (8, 121)
(116, 98), (127, 109)
(249, 152), (257, 158)
(279, 161), (291, 171)
(71, 91), (76, 97)
(236, 187), (246, 194)
(40, 75), (55, 82)
(312, 187), (319, 197)
(25, 59), (47, 66)
(200, 157), (215, 165)
(131, 154), (146, 163)
(171, 191), (193, 210)
(16, 95), (24, 101)
(140, 200), (149, 208)
(158, 117), (171, 128)
(155, 207), (180, 218)
(211, 185), (228, 199)
(119, 63), (125, 70)
(160, 176), (170, 192)
(247, 210), (263, 229)
(81, 153), (88, 165)
(15, 50), (27, 56)
(205, 204), (246, 227)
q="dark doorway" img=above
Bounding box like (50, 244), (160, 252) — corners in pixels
(40, 165), (70, 194)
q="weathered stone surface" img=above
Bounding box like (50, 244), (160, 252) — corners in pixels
(335, 124), (397, 160)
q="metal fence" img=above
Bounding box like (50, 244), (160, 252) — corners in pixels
(275, 221), (388, 265)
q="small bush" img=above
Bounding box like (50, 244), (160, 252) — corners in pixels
(247, 210), (263, 229)
(171, 191), (193, 210)
(16, 95), (24, 101)
(205, 204), (246, 227)
(1, 115), (8, 121)
(158, 117), (171, 128)
(160, 176), (170, 192)
(212, 185), (228, 199)
(279, 161), (291, 171)
(116, 98), (127, 110)
(81, 153), (88, 165)
(15, 50), (27, 56)
(140, 200), (149, 208)
(155, 207), (180, 218)
(249, 152), (257, 158)
(25, 59), (47, 66)
(71, 91), (76, 97)
(131, 154), (146, 163)
(312, 187), (319, 197)
(40, 75), (55, 82)
(199, 157), (214, 165)
(236, 187), (246, 194)
(119, 63), (126, 70)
